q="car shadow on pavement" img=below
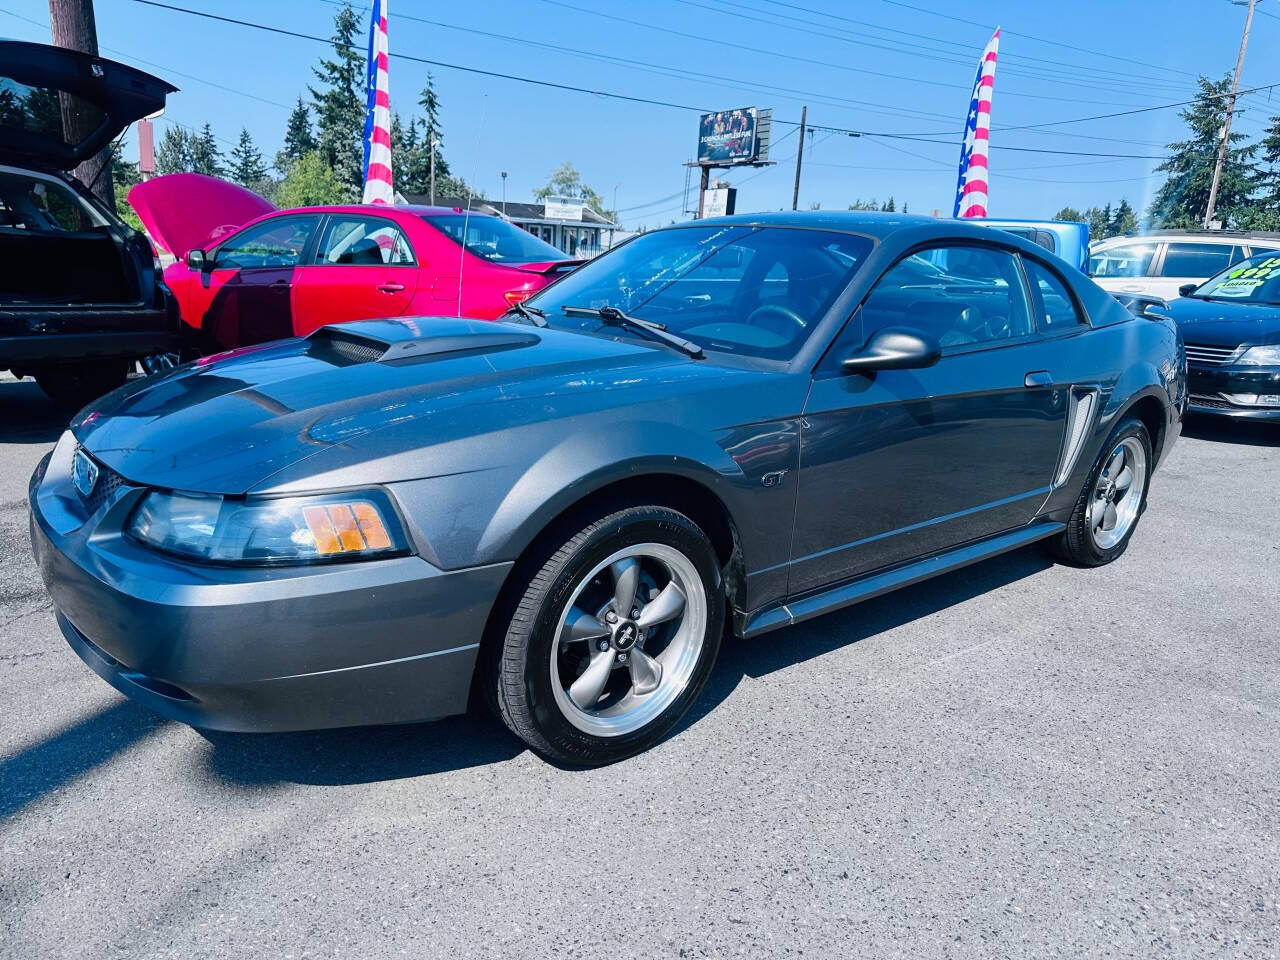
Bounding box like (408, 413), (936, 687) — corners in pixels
(0, 699), (167, 823)
(0, 379), (70, 444)
(678, 545), (1055, 733)
(1181, 414), (1279, 448)
(199, 711), (524, 787)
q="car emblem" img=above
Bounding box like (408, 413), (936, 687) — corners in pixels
(72, 448), (99, 498)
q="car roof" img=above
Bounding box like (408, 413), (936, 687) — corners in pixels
(1094, 233), (1280, 248)
(270, 203), (499, 218)
(680, 209), (983, 239)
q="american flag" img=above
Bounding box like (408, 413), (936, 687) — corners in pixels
(953, 28), (999, 219)
(362, 0), (393, 205)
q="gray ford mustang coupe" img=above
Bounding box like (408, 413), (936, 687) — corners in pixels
(30, 212), (1185, 766)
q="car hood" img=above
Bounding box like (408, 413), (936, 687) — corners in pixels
(72, 317), (724, 494)
(0, 40), (175, 169)
(128, 173), (277, 256)
(1169, 296), (1280, 348)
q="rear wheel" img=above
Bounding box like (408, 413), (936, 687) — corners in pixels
(493, 505), (724, 766)
(1050, 418), (1152, 566)
(34, 360), (130, 410)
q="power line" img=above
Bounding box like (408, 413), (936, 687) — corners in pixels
(877, 0), (1199, 82)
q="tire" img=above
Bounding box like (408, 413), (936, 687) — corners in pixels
(1049, 417), (1152, 567)
(493, 505), (725, 767)
(34, 360), (131, 410)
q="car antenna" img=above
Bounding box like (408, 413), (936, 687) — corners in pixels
(457, 95), (487, 318)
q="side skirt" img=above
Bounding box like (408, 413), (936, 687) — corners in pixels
(738, 520), (1065, 639)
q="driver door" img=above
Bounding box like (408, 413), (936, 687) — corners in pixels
(201, 215), (320, 351)
(789, 244), (1068, 594)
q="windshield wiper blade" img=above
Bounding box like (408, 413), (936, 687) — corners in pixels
(502, 300), (547, 327)
(562, 305), (704, 358)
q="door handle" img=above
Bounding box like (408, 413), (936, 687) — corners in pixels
(269, 279), (290, 291)
(1024, 370), (1054, 389)
(377, 282), (405, 293)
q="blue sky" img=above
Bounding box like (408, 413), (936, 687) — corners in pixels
(4, 0), (1279, 228)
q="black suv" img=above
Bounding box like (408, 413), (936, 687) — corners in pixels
(1, 40), (178, 407)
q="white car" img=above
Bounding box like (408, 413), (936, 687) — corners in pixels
(1088, 232), (1280, 300)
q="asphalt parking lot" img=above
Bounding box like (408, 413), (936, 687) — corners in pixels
(1, 374), (1277, 960)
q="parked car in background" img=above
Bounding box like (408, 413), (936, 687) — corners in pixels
(1169, 250), (1280, 419)
(129, 174), (581, 353)
(1089, 231), (1280, 301)
(975, 218), (1090, 272)
(31, 212), (1184, 766)
(0, 41), (179, 407)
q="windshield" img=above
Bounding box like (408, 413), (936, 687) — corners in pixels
(526, 225), (873, 360)
(1192, 252), (1280, 303)
(423, 213), (565, 264)
(0, 77), (107, 154)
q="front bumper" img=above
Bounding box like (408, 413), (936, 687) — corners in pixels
(29, 440), (511, 732)
(1187, 362), (1280, 420)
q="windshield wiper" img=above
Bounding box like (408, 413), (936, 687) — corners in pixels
(501, 300), (547, 327)
(562, 305), (704, 358)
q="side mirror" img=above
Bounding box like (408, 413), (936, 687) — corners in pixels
(1178, 282), (1198, 298)
(842, 326), (942, 374)
(185, 248), (209, 271)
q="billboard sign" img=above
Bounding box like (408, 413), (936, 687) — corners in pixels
(543, 197), (585, 221)
(698, 107), (759, 166)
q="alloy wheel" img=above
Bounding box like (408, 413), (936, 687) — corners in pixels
(1088, 436), (1147, 550)
(550, 543), (707, 737)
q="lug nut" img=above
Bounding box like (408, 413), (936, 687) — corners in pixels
(606, 611), (617, 623)
(631, 608), (640, 618)
(617, 652), (628, 663)
(598, 640), (610, 652)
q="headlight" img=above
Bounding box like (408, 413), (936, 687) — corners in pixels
(126, 490), (407, 564)
(1237, 345), (1280, 366)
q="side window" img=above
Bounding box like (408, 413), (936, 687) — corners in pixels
(315, 217), (414, 266)
(1024, 259), (1085, 332)
(1088, 243), (1156, 278)
(1160, 242), (1235, 278)
(215, 216), (318, 270)
(859, 244), (1034, 351)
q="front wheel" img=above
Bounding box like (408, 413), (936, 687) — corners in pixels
(1050, 418), (1152, 567)
(493, 505), (725, 766)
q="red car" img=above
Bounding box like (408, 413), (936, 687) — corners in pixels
(129, 174), (579, 352)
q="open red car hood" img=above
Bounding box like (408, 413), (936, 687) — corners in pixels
(128, 173), (276, 255)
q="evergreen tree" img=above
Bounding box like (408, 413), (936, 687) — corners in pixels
(1053, 206), (1084, 222)
(419, 74), (449, 180)
(189, 123), (224, 177)
(1110, 198), (1137, 236)
(1256, 114), (1280, 210)
(276, 97), (316, 173)
(309, 1), (364, 199)
(155, 126), (195, 175)
(1084, 205), (1110, 240)
(881, 196), (896, 212)
(229, 128), (268, 186)
(1149, 76), (1257, 228)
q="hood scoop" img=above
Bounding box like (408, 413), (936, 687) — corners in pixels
(307, 321), (540, 366)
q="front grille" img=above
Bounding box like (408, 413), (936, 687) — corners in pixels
(1189, 394), (1234, 409)
(76, 448), (129, 515)
(1185, 343), (1240, 366)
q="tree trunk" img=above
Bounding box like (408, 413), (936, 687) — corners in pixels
(48, 0), (113, 207)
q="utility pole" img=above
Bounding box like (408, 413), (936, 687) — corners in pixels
(1205, 0), (1256, 229)
(49, 0), (112, 206)
(429, 138), (438, 204)
(791, 105), (807, 211)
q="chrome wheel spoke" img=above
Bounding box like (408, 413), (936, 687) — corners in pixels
(561, 607), (609, 649)
(637, 581), (685, 630)
(1113, 466), (1134, 493)
(569, 650), (616, 710)
(610, 558), (641, 616)
(1090, 497), (1107, 530)
(1102, 501), (1118, 531)
(1105, 447), (1125, 479)
(627, 647), (663, 696)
